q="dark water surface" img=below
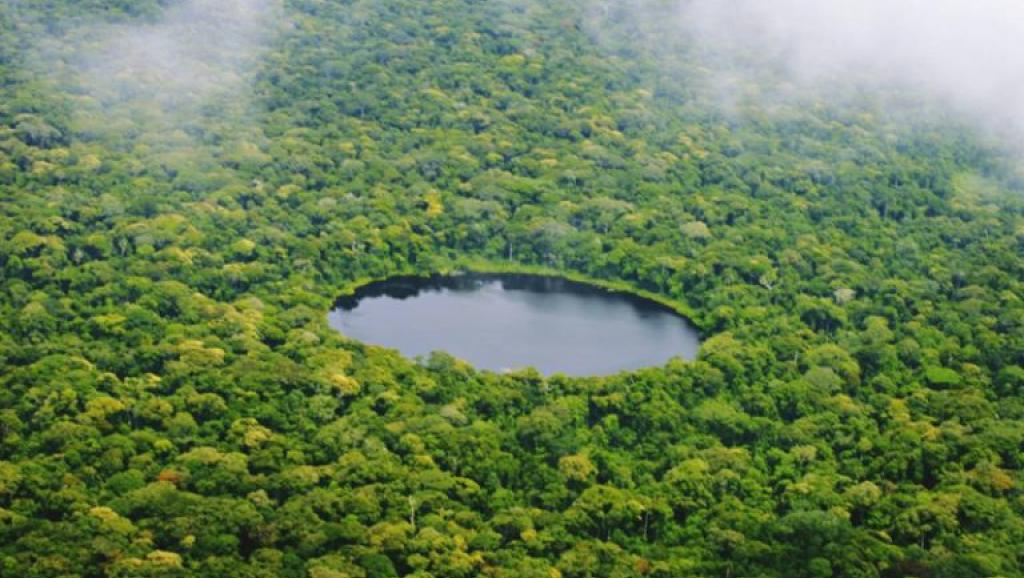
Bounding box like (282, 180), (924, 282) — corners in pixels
(328, 274), (700, 376)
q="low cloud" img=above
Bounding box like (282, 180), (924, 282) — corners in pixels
(82, 0), (279, 106)
(593, 0), (1024, 140)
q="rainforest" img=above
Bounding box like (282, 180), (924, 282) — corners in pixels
(0, 1), (1022, 577)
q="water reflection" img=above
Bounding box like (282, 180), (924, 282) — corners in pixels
(329, 273), (700, 376)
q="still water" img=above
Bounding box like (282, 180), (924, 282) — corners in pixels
(328, 273), (700, 376)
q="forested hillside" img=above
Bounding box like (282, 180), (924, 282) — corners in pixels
(1, 1), (1023, 577)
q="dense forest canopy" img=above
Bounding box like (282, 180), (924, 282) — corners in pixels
(1, 1), (1022, 577)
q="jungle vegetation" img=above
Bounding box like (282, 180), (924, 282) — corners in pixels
(1, 1), (1023, 577)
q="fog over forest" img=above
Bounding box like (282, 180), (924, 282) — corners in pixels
(593, 0), (1024, 143)
(30, 0), (1024, 144)
(17, 0), (282, 131)
(1, 1), (1022, 577)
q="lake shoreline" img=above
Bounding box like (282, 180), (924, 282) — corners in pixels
(332, 258), (703, 332)
(328, 266), (702, 376)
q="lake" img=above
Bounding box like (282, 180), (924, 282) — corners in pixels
(328, 273), (700, 376)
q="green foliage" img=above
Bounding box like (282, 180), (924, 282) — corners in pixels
(0, 0), (1022, 577)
